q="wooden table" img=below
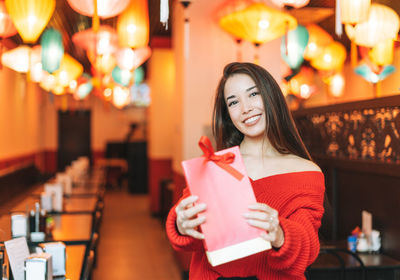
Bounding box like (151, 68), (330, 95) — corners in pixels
(0, 213), (93, 245)
(308, 247), (400, 280)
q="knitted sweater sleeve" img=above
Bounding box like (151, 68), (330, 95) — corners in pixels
(165, 187), (204, 251)
(265, 181), (325, 277)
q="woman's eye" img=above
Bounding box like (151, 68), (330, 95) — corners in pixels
(250, 92), (259, 97)
(228, 100), (238, 107)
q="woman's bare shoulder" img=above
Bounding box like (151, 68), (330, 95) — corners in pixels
(280, 154), (322, 172)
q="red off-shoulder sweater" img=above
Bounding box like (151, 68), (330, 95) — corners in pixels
(166, 171), (325, 280)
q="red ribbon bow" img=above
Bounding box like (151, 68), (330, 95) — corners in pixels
(198, 136), (244, 181)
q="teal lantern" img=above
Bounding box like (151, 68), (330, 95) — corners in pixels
(112, 66), (133, 87)
(41, 28), (64, 73)
(75, 73), (93, 100)
(355, 64), (396, 83)
(134, 66), (145, 85)
(281, 25), (309, 70)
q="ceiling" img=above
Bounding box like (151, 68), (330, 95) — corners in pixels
(7, 0), (400, 72)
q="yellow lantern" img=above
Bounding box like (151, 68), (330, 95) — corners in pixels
(340, 0), (371, 24)
(311, 41), (346, 71)
(289, 67), (315, 99)
(368, 38), (394, 66)
(219, 3), (297, 45)
(345, 4), (400, 48)
(328, 72), (345, 98)
(53, 54), (83, 88)
(304, 24), (333, 61)
(2, 45), (31, 73)
(117, 0), (149, 48)
(112, 85), (130, 109)
(87, 51), (116, 74)
(5, 0), (55, 43)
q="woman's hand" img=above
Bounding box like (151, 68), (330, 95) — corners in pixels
(175, 195), (207, 239)
(243, 203), (285, 249)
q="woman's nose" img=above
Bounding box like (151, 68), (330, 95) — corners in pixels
(241, 100), (253, 114)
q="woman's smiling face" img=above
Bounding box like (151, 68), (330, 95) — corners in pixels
(224, 73), (266, 139)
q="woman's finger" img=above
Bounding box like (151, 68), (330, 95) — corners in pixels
(246, 219), (276, 232)
(176, 195), (199, 213)
(186, 229), (205, 239)
(183, 203), (206, 219)
(248, 203), (278, 217)
(182, 215), (206, 229)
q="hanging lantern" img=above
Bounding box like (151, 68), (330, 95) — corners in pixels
(340, 0), (370, 25)
(345, 4), (400, 48)
(355, 64), (396, 83)
(219, 3), (297, 45)
(311, 41), (346, 71)
(66, 0), (130, 19)
(112, 66), (133, 87)
(53, 54), (83, 88)
(134, 66), (145, 85)
(87, 51), (116, 74)
(112, 85), (130, 109)
(72, 26), (118, 55)
(271, 0), (310, 9)
(116, 47), (151, 71)
(73, 74), (93, 100)
(303, 24), (333, 61)
(41, 28), (64, 73)
(328, 72), (345, 98)
(117, 0), (149, 48)
(289, 67), (316, 99)
(29, 45), (44, 83)
(40, 72), (56, 92)
(281, 25), (309, 70)
(5, 0), (55, 43)
(2, 45), (31, 73)
(0, 2), (17, 38)
(368, 38), (394, 66)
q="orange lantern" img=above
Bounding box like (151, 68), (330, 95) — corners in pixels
(53, 54), (83, 88)
(271, 0), (310, 8)
(345, 4), (400, 48)
(219, 3), (297, 45)
(112, 85), (130, 109)
(87, 51), (116, 74)
(303, 24), (333, 61)
(368, 38), (394, 66)
(29, 45), (44, 82)
(66, 0), (130, 19)
(2, 45), (31, 73)
(72, 26), (118, 55)
(311, 41), (346, 71)
(340, 0), (370, 25)
(5, 0), (55, 43)
(328, 72), (345, 98)
(0, 2), (17, 38)
(117, 0), (149, 48)
(289, 67), (316, 99)
(116, 47), (151, 71)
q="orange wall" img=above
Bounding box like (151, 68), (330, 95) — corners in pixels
(0, 67), (46, 160)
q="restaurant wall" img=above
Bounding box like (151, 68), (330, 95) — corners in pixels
(148, 48), (175, 213)
(0, 66), (48, 172)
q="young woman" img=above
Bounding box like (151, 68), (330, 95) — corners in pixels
(166, 62), (325, 279)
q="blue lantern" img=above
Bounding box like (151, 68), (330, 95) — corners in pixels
(281, 25), (309, 70)
(41, 28), (64, 73)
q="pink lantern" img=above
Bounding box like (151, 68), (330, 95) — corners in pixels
(29, 45), (45, 82)
(271, 0), (310, 8)
(2, 45), (31, 73)
(0, 1), (17, 38)
(66, 0), (130, 19)
(72, 26), (118, 55)
(116, 47), (151, 71)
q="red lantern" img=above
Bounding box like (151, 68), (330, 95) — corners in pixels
(116, 47), (151, 71)
(66, 0), (130, 19)
(72, 26), (118, 55)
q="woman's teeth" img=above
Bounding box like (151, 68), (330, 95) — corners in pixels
(244, 115), (260, 124)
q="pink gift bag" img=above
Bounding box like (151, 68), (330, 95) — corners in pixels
(182, 136), (271, 266)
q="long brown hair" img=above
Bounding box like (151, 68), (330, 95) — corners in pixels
(212, 62), (311, 160)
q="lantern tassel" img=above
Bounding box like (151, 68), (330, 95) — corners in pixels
(374, 81), (381, 98)
(160, 0), (169, 30)
(335, 0), (343, 37)
(236, 39), (242, 62)
(351, 41), (357, 68)
(254, 43), (260, 65)
(93, 0), (99, 33)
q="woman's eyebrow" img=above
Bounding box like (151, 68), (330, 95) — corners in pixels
(226, 95), (236, 101)
(246, 86), (257, 92)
